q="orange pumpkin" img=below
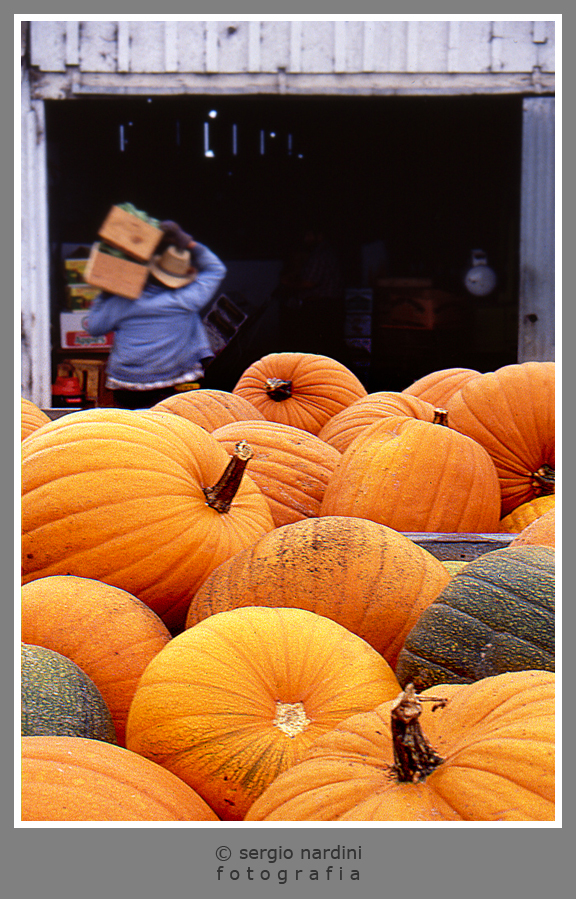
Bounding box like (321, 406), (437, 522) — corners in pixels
(245, 670), (555, 822)
(186, 516), (450, 669)
(126, 606), (401, 821)
(21, 408), (275, 632)
(402, 367), (482, 407)
(320, 416), (501, 533)
(510, 507), (555, 548)
(317, 391), (437, 454)
(21, 576), (172, 746)
(211, 419), (341, 527)
(446, 361), (555, 516)
(231, 352), (367, 436)
(21, 735), (220, 821)
(151, 387), (266, 431)
(499, 495), (555, 533)
(21, 397), (50, 442)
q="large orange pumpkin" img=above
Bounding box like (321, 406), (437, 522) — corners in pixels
(150, 387), (266, 431)
(320, 416), (501, 533)
(21, 397), (50, 442)
(126, 606), (401, 821)
(21, 576), (172, 746)
(231, 352), (367, 436)
(211, 419), (341, 527)
(317, 391), (437, 454)
(499, 495), (555, 533)
(21, 735), (220, 821)
(21, 408), (275, 632)
(510, 507), (555, 548)
(186, 516), (450, 669)
(446, 361), (555, 516)
(245, 670), (555, 822)
(401, 367), (482, 407)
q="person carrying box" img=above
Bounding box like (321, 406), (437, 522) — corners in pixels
(86, 220), (226, 409)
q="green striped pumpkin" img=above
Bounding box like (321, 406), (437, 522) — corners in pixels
(21, 644), (117, 744)
(395, 545), (554, 690)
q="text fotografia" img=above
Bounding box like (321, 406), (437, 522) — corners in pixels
(216, 845), (362, 884)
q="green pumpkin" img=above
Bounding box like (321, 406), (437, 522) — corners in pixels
(395, 545), (555, 690)
(21, 644), (117, 743)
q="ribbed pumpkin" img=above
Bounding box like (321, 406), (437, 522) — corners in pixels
(231, 352), (367, 436)
(150, 387), (266, 431)
(21, 576), (172, 746)
(186, 516), (450, 669)
(126, 606), (401, 821)
(21, 643), (117, 743)
(317, 391), (437, 454)
(21, 397), (50, 442)
(401, 367), (482, 407)
(21, 408), (275, 633)
(395, 545), (555, 690)
(245, 670), (555, 822)
(499, 495), (555, 533)
(211, 419), (341, 527)
(511, 508), (555, 548)
(446, 361), (555, 516)
(21, 736), (220, 821)
(320, 416), (501, 533)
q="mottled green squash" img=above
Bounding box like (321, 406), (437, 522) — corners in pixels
(21, 644), (117, 744)
(395, 545), (554, 690)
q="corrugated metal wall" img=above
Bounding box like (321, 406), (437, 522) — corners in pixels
(27, 20), (555, 97)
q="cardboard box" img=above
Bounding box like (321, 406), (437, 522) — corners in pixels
(98, 206), (164, 262)
(60, 311), (114, 349)
(64, 258), (89, 283)
(64, 284), (101, 310)
(375, 280), (465, 330)
(84, 242), (149, 300)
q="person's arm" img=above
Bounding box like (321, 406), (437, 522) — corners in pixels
(85, 293), (124, 336)
(160, 241), (227, 314)
(158, 221), (227, 312)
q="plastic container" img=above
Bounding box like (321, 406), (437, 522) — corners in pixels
(51, 365), (85, 408)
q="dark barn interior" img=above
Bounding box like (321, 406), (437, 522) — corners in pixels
(46, 93), (523, 392)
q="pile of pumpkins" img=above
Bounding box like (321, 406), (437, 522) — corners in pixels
(20, 354), (556, 822)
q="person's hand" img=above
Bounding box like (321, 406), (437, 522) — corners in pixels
(160, 220), (193, 249)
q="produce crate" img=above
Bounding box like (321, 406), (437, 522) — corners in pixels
(202, 294), (248, 356)
(403, 532), (514, 561)
(97, 205), (164, 263)
(84, 242), (150, 300)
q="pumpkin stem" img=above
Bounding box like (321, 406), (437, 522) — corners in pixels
(265, 377), (293, 401)
(273, 701), (311, 737)
(432, 408), (449, 426)
(390, 684), (447, 783)
(532, 464), (555, 495)
(203, 440), (254, 513)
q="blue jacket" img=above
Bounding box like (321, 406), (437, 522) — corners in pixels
(86, 242), (226, 387)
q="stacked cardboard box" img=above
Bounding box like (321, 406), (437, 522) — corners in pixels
(61, 249), (100, 309)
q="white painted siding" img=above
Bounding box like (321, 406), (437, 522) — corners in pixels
(20, 71), (52, 407)
(27, 19), (555, 78)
